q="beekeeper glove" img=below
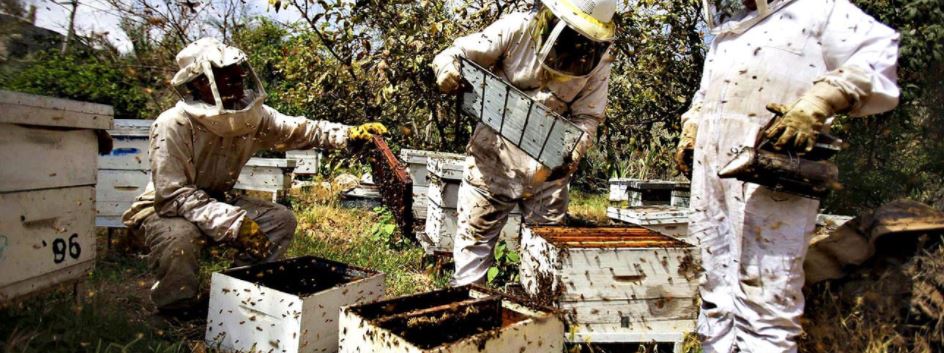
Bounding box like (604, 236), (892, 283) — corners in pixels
(675, 120), (698, 176)
(348, 122), (388, 142)
(765, 82), (851, 153)
(433, 59), (461, 94)
(234, 217), (272, 260)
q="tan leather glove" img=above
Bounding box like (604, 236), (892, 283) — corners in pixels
(348, 123), (388, 142)
(765, 82), (851, 153)
(432, 59), (461, 94)
(675, 120), (698, 176)
(234, 217), (272, 260)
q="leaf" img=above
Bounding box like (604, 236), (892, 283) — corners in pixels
(506, 251), (520, 263)
(486, 267), (499, 284)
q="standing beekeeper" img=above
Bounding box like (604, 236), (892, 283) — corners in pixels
(122, 37), (386, 317)
(675, 0), (899, 352)
(432, 0), (616, 286)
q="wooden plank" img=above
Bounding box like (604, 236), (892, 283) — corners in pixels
(244, 157), (297, 169)
(368, 136), (414, 241)
(96, 169), (149, 202)
(0, 187), (96, 302)
(561, 298), (698, 326)
(0, 123), (98, 192)
(0, 90), (113, 129)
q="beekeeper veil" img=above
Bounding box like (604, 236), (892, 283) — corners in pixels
(171, 37), (266, 137)
(703, 0), (795, 35)
(532, 0), (617, 78)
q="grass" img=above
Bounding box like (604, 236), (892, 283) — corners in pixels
(568, 190), (610, 224)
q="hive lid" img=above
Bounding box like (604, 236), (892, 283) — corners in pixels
(109, 119), (153, 136)
(0, 90), (113, 129)
(399, 149), (466, 164)
(529, 225), (691, 248)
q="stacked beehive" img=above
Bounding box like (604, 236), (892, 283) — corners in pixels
(399, 149), (465, 221)
(0, 90), (113, 302)
(607, 178), (692, 239)
(96, 119), (151, 227)
(422, 157), (522, 254)
(519, 225), (699, 350)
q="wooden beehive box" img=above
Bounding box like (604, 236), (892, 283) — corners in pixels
(519, 225), (699, 346)
(606, 206), (691, 239)
(399, 149), (466, 220)
(286, 150), (322, 176)
(338, 286), (564, 353)
(205, 256), (384, 353)
(367, 136), (414, 240)
(609, 179), (682, 207)
(0, 90), (113, 303)
(96, 119), (151, 227)
(459, 58), (585, 169)
(421, 157), (522, 255)
(234, 158), (297, 203)
(671, 185), (690, 209)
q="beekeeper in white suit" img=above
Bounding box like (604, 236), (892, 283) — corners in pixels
(675, 1), (899, 352)
(123, 37), (386, 317)
(432, 0), (616, 286)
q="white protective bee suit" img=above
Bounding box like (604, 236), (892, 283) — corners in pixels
(123, 38), (351, 310)
(432, 4), (614, 285)
(685, 1), (900, 352)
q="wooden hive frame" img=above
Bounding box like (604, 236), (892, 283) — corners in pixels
(368, 136), (415, 241)
(458, 57), (585, 169)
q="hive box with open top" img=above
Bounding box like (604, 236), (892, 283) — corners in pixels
(459, 57), (585, 169)
(0, 90), (113, 303)
(519, 225), (699, 351)
(205, 256), (384, 353)
(338, 285), (564, 353)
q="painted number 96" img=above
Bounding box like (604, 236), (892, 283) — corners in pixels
(51, 234), (82, 264)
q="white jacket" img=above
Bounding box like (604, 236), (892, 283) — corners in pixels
(123, 104), (349, 241)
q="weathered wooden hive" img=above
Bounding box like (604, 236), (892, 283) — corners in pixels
(519, 225), (699, 348)
(0, 90), (113, 302)
(422, 157), (522, 255)
(609, 179), (681, 208)
(96, 118), (151, 227)
(338, 286), (564, 353)
(205, 256), (384, 353)
(671, 182), (691, 208)
(399, 149), (466, 221)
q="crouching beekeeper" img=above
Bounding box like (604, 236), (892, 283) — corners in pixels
(432, 0), (617, 286)
(122, 37), (386, 316)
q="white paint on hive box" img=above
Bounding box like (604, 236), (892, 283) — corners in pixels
(205, 256), (384, 353)
(518, 225), (699, 346)
(0, 123), (99, 193)
(286, 150), (322, 176)
(99, 119), (152, 170)
(422, 198), (522, 255)
(606, 206), (691, 239)
(234, 158), (297, 202)
(337, 286), (564, 353)
(0, 187), (97, 301)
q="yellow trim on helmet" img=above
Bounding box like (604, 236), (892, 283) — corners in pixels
(550, 0), (616, 42)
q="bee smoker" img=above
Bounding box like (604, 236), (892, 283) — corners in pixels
(718, 116), (844, 199)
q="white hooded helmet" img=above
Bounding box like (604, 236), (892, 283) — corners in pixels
(534, 0), (617, 78)
(171, 37), (267, 137)
(703, 0), (795, 35)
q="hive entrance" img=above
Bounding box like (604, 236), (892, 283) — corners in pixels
(351, 287), (528, 349)
(225, 256), (368, 297)
(531, 226), (689, 248)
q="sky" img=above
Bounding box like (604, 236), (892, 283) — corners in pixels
(27, 0), (304, 53)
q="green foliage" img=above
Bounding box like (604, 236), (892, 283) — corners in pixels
(824, 0), (944, 214)
(368, 206), (409, 249)
(0, 51), (157, 119)
(486, 240), (521, 287)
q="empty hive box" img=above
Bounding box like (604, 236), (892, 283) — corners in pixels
(519, 225), (699, 347)
(606, 206), (692, 239)
(368, 136), (414, 240)
(422, 157), (522, 255)
(338, 286), (564, 353)
(205, 256), (384, 353)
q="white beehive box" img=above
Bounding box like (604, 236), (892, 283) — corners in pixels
(671, 188), (690, 208)
(422, 157), (521, 254)
(0, 90), (112, 302)
(96, 119), (152, 227)
(609, 179), (681, 207)
(398, 149), (466, 220)
(338, 286), (564, 353)
(519, 225), (699, 349)
(206, 256), (384, 353)
(607, 206), (691, 239)
(286, 150), (321, 176)
(235, 158), (297, 202)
